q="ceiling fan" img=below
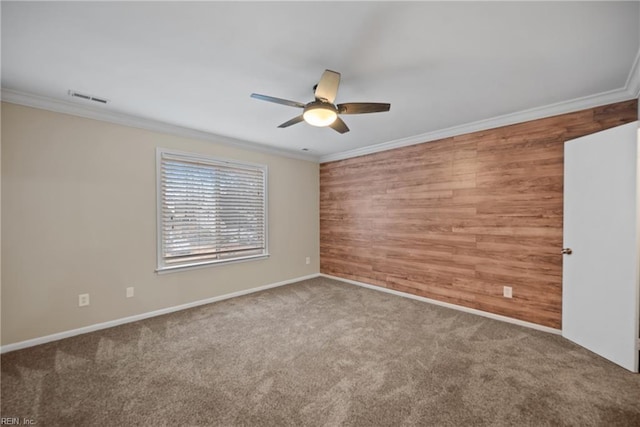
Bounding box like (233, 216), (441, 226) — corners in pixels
(250, 69), (390, 134)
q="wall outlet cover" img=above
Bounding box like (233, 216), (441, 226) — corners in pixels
(503, 286), (513, 298)
(78, 293), (90, 307)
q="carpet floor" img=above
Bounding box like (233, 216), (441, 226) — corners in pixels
(2, 277), (640, 426)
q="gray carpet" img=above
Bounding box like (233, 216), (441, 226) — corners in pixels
(2, 277), (640, 426)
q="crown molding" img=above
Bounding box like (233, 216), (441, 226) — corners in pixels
(319, 86), (636, 163)
(4, 58), (638, 167)
(0, 89), (320, 163)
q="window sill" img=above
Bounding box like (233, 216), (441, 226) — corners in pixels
(156, 253), (270, 274)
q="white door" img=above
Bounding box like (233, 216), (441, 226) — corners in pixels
(562, 120), (639, 372)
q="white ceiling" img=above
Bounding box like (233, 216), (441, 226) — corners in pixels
(2, 1), (639, 162)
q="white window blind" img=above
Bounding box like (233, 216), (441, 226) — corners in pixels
(157, 149), (268, 271)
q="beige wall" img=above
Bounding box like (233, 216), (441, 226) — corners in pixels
(1, 103), (319, 346)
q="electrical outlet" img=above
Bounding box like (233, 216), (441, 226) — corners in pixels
(126, 287), (134, 298)
(78, 293), (90, 307)
(305, 256), (310, 265)
(503, 286), (513, 299)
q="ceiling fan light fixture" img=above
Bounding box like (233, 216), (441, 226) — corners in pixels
(303, 102), (337, 127)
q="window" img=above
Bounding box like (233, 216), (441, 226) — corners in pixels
(157, 149), (268, 271)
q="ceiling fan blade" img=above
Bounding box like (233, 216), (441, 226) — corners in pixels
(251, 93), (305, 109)
(278, 115), (305, 128)
(315, 70), (341, 103)
(337, 102), (391, 114)
(329, 117), (350, 134)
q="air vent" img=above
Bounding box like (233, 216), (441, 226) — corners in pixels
(68, 90), (109, 104)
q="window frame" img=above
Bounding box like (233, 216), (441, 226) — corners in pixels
(156, 148), (269, 273)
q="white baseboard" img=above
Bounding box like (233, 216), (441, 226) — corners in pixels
(0, 273), (321, 354)
(1, 272), (560, 353)
(321, 274), (562, 335)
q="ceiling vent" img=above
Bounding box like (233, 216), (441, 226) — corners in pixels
(68, 90), (109, 104)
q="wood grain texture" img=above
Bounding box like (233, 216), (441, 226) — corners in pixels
(320, 100), (638, 328)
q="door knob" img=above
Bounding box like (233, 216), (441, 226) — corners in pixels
(561, 248), (573, 255)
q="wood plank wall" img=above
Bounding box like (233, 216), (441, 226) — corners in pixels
(320, 100), (638, 328)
